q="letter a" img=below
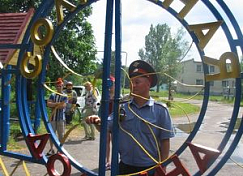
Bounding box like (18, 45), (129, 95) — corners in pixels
(55, 0), (76, 25)
(163, 0), (199, 20)
(188, 142), (221, 174)
(26, 133), (50, 159)
(188, 21), (223, 50)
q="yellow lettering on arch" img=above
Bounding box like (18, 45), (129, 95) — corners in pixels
(80, 0), (88, 5)
(30, 18), (54, 46)
(20, 52), (42, 79)
(162, 0), (173, 8)
(55, 0), (76, 25)
(163, 0), (199, 20)
(188, 21), (223, 50)
(204, 52), (241, 81)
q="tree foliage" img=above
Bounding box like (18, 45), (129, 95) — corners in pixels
(48, 6), (97, 82)
(94, 51), (128, 90)
(0, 0), (97, 83)
(0, 0), (39, 12)
(138, 23), (188, 99)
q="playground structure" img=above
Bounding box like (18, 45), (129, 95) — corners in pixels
(0, 0), (243, 176)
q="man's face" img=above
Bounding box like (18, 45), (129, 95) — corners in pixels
(56, 84), (63, 92)
(85, 84), (92, 91)
(130, 77), (150, 96)
(66, 85), (72, 90)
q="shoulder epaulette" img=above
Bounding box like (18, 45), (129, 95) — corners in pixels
(154, 101), (167, 108)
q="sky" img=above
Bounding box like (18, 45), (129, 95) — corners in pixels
(88, 0), (243, 66)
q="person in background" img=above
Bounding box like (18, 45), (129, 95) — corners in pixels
(47, 78), (67, 155)
(81, 81), (98, 140)
(64, 81), (77, 125)
(86, 60), (175, 175)
(104, 75), (115, 170)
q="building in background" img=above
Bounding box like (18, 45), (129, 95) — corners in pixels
(176, 59), (235, 97)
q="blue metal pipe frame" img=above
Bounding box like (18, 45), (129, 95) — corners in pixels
(0, 0), (242, 175)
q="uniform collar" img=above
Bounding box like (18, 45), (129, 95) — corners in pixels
(129, 96), (154, 107)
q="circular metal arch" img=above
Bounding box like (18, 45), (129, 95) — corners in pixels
(0, 0), (242, 175)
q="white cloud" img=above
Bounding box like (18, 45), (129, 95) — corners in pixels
(88, 0), (243, 65)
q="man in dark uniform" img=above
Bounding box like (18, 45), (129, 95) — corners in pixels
(87, 60), (175, 175)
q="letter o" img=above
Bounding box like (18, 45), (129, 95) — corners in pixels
(47, 153), (71, 176)
(30, 18), (54, 46)
(20, 52), (42, 79)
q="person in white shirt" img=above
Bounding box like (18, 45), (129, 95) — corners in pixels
(81, 81), (98, 140)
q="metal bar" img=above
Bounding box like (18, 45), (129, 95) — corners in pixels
(98, 0), (114, 175)
(111, 0), (122, 175)
(0, 44), (28, 49)
(1, 65), (11, 151)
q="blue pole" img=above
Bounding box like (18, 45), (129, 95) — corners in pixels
(1, 65), (11, 151)
(34, 98), (41, 132)
(98, 0), (114, 175)
(111, 0), (122, 175)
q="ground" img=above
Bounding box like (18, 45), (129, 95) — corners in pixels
(0, 100), (243, 175)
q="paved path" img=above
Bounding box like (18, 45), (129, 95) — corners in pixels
(170, 99), (243, 176)
(0, 100), (243, 175)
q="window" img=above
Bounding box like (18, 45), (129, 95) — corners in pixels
(196, 65), (202, 72)
(196, 79), (203, 85)
(209, 66), (215, 73)
(209, 81), (214, 86)
(222, 81), (229, 87)
(226, 63), (232, 72)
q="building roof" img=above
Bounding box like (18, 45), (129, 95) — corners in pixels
(181, 58), (202, 64)
(0, 8), (34, 66)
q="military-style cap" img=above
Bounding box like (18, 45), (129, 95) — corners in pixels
(129, 60), (158, 87)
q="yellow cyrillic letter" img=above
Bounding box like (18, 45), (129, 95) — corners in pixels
(163, 0), (199, 20)
(163, 0), (174, 9)
(188, 21), (223, 50)
(30, 18), (54, 46)
(55, 0), (76, 25)
(80, 0), (88, 5)
(205, 52), (240, 81)
(20, 52), (42, 79)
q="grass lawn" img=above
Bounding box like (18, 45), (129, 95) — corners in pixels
(9, 88), (238, 149)
(168, 101), (200, 118)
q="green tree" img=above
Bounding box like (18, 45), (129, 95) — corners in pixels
(94, 51), (128, 93)
(0, 0), (97, 82)
(138, 23), (188, 99)
(47, 6), (97, 81)
(0, 0), (39, 12)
